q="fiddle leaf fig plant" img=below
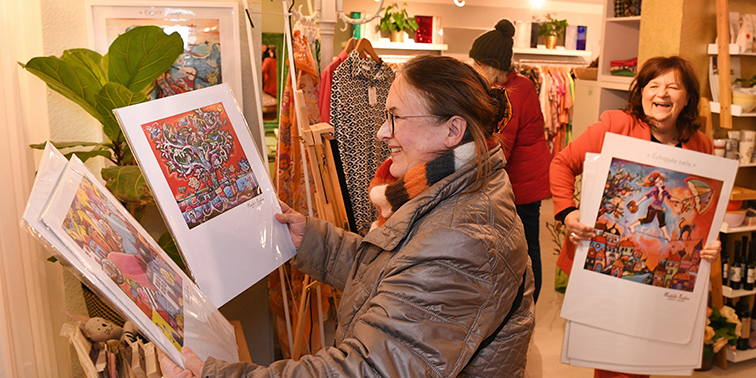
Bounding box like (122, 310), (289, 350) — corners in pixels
(21, 25), (185, 265)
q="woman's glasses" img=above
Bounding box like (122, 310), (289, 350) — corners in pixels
(384, 109), (435, 136)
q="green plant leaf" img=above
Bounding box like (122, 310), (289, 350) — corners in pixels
(20, 56), (105, 125)
(62, 49), (107, 86)
(95, 82), (148, 144)
(107, 25), (184, 93)
(29, 141), (104, 150)
(101, 165), (153, 205)
(65, 149), (113, 163)
(158, 232), (187, 273)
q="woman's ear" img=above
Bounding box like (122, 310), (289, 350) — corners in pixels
(444, 116), (467, 148)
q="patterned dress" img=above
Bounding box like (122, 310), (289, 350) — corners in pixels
(330, 51), (394, 233)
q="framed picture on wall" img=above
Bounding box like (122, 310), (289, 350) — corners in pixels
(85, 1), (244, 104)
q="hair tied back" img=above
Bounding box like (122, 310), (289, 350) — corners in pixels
(490, 87), (512, 134)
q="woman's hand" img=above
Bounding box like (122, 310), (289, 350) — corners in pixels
(275, 200), (306, 248)
(563, 210), (596, 245)
(700, 240), (722, 264)
(157, 347), (204, 378)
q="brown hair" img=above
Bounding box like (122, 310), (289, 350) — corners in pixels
(624, 56), (701, 142)
(398, 55), (509, 190)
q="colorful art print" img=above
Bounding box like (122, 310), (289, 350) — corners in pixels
(103, 18), (222, 99)
(142, 102), (262, 229)
(61, 175), (185, 350)
(583, 158), (723, 292)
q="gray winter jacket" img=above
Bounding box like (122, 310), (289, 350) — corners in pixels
(202, 146), (535, 377)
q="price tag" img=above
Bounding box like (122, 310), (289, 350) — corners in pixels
(368, 86), (377, 107)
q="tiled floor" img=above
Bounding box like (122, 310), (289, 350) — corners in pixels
(526, 199), (756, 377)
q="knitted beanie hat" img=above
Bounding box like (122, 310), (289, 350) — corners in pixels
(469, 19), (515, 72)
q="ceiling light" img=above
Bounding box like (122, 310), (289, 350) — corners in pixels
(454, 0), (465, 7)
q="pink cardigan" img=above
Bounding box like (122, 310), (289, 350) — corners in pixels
(550, 110), (712, 274)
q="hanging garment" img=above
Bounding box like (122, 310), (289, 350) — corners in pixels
(318, 49), (348, 124)
(274, 30), (322, 216)
(330, 50), (394, 234)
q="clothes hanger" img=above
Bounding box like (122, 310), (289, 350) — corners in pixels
(355, 38), (382, 63)
(345, 37), (358, 53)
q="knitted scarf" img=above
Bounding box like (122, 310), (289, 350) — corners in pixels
(368, 142), (478, 230)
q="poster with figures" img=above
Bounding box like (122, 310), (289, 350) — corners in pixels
(582, 158), (723, 292)
(29, 148), (237, 368)
(560, 133), (737, 345)
(142, 102), (262, 229)
(87, 1), (243, 104)
(115, 84), (296, 307)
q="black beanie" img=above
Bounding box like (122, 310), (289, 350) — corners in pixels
(469, 19), (515, 72)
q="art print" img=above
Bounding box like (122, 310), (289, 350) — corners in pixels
(61, 175), (185, 348)
(142, 102), (262, 229)
(560, 134), (737, 345)
(31, 150), (239, 368)
(87, 2), (243, 103)
(105, 18), (222, 99)
(115, 84), (296, 307)
(583, 158), (723, 292)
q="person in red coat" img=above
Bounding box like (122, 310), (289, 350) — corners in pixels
(550, 56), (721, 378)
(470, 19), (552, 302)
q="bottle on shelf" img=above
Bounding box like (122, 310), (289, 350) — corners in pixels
(750, 297), (756, 349)
(742, 236), (750, 290)
(731, 240), (742, 290)
(722, 237), (730, 286)
(726, 297), (735, 309)
(747, 240), (756, 291)
(736, 297), (751, 350)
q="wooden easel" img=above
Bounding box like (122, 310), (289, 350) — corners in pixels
(284, 90), (350, 360)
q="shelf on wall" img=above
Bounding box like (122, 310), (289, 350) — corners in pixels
(730, 186), (756, 201)
(606, 16), (641, 23)
(512, 47), (592, 58)
(371, 41), (448, 51)
(721, 285), (756, 299)
(720, 223), (756, 234)
(597, 75), (633, 91)
(709, 102), (756, 117)
(726, 347), (756, 363)
(707, 43), (756, 56)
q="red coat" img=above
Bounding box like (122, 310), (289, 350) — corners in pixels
(550, 110), (712, 274)
(496, 71), (552, 205)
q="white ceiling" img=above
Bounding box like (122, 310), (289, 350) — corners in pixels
(404, 0), (605, 6)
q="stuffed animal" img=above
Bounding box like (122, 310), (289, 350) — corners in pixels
(64, 311), (124, 343)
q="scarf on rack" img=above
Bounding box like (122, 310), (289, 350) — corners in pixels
(368, 142), (478, 230)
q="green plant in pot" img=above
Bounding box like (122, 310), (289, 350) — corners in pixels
(536, 13), (568, 49)
(380, 2), (418, 43)
(19, 25), (186, 269)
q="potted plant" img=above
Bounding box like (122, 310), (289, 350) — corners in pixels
(380, 2), (418, 43)
(20, 25), (185, 268)
(700, 305), (739, 371)
(535, 13), (568, 49)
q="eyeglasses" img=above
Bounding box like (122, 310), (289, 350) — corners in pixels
(384, 109), (435, 136)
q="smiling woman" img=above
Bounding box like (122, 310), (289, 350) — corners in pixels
(549, 55), (721, 378)
(159, 54), (535, 378)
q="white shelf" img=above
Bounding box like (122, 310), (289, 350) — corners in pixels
(707, 43), (756, 56)
(606, 16), (641, 23)
(726, 347), (756, 363)
(720, 222), (756, 234)
(371, 41), (448, 51)
(721, 285), (756, 298)
(597, 75), (633, 91)
(512, 47), (592, 58)
(709, 102), (756, 117)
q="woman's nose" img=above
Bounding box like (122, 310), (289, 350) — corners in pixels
(376, 119), (391, 140)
